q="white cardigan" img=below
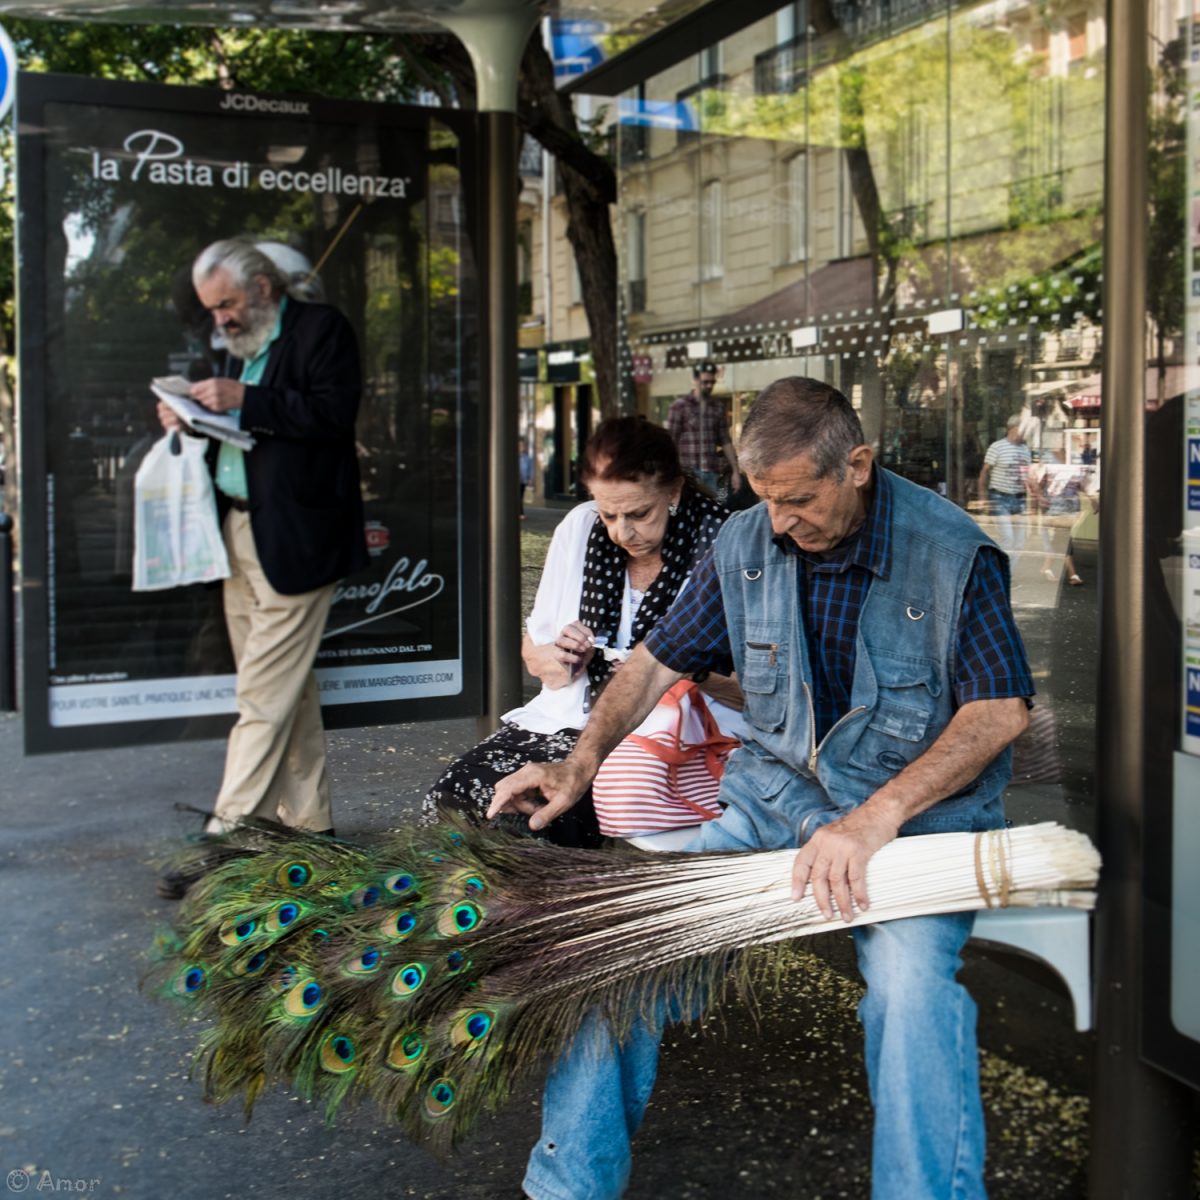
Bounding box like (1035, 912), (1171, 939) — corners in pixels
(503, 502), (744, 741)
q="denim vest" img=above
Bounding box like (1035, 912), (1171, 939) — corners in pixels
(713, 469), (1011, 838)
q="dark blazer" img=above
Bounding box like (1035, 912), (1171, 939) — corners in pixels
(219, 299), (368, 595)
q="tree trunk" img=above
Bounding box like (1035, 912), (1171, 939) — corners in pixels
(517, 38), (619, 417)
(392, 31), (621, 416)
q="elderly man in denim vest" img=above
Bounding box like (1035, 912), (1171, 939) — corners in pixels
(492, 377), (1033, 1200)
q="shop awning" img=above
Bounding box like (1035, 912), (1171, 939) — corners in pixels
(1063, 375), (1102, 408)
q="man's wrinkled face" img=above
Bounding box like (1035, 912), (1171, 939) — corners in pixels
(747, 445), (874, 554)
(195, 267), (278, 360)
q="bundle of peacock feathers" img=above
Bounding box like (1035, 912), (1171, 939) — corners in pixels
(150, 818), (1099, 1151)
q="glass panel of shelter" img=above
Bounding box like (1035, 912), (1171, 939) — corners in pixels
(615, 0), (1102, 835)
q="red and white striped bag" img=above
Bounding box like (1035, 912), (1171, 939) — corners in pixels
(593, 680), (741, 837)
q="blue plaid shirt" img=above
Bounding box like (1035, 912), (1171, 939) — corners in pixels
(645, 468), (1034, 742)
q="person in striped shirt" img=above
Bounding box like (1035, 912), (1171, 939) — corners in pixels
(978, 414), (1032, 551)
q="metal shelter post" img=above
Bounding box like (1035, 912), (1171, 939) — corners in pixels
(438, 2), (539, 736)
(1089, 1), (1196, 1191)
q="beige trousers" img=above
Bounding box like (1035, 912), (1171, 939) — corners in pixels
(208, 510), (336, 834)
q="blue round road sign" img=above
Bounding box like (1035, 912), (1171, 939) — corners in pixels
(0, 23), (15, 122)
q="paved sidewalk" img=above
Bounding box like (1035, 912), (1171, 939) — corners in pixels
(0, 706), (1097, 1200)
(0, 503), (1101, 1198)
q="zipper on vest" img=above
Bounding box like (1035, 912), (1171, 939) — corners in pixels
(747, 640), (778, 665)
(805, 683), (867, 773)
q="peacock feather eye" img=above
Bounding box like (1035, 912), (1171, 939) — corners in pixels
(270, 964), (299, 994)
(171, 965), (206, 996)
(344, 946), (383, 976)
(349, 885), (382, 909)
(444, 949), (470, 975)
(424, 1077), (456, 1117)
(440, 869), (487, 899)
(450, 1008), (495, 1050)
(385, 1030), (425, 1071)
(379, 909), (418, 941)
(384, 871), (417, 897)
(319, 1033), (356, 1074)
(283, 976), (324, 1017)
(266, 901), (307, 933)
(276, 861), (312, 888)
(219, 917), (258, 946)
(391, 962), (427, 997)
(311, 928), (330, 944)
(436, 901), (484, 937)
(231, 949), (270, 977)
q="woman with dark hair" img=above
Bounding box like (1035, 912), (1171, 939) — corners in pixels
(422, 416), (743, 847)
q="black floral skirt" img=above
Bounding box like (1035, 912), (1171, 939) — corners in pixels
(421, 722), (602, 849)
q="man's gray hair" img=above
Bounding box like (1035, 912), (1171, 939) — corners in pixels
(738, 377), (865, 481)
(193, 238), (289, 298)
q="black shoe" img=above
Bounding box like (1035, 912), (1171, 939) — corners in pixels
(155, 832), (224, 901)
(156, 863), (205, 901)
(154, 825), (336, 902)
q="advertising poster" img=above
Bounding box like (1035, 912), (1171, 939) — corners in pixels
(17, 73), (483, 753)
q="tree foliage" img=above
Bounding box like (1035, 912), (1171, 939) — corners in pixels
(0, 18), (623, 524)
(0, 20), (418, 347)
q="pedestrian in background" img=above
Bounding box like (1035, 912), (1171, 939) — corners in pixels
(667, 361), (741, 500)
(519, 436), (534, 519)
(978, 413), (1032, 552)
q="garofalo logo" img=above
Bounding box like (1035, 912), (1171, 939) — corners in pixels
(219, 92), (311, 115)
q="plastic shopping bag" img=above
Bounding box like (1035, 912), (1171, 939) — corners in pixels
(132, 433), (231, 590)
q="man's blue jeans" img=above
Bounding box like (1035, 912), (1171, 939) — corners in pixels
(988, 490), (1026, 553)
(522, 787), (987, 1200)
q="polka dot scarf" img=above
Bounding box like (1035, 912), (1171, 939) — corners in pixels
(577, 484), (727, 699)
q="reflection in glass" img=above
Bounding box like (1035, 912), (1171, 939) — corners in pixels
(615, 0), (1107, 834)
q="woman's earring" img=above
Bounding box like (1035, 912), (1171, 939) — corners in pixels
(668, 501), (679, 516)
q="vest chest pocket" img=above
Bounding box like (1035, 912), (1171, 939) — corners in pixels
(867, 701), (930, 742)
(742, 641), (787, 732)
(848, 658), (941, 778)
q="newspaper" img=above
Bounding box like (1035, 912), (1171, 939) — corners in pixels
(150, 375), (255, 451)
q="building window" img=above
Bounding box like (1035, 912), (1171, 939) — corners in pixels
(1009, 76), (1065, 226)
(517, 221), (533, 317)
(700, 42), (722, 86)
(435, 192), (461, 227)
(700, 180), (723, 280)
(754, 6), (805, 95)
(836, 150), (858, 258)
(785, 152), (808, 262)
(775, 3), (800, 44)
(626, 210), (647, 313)
(884, 108), (930, 243)
(518, 136), (542, 178)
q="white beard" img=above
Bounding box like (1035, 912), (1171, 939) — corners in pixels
(223, 296), (280, 360)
